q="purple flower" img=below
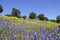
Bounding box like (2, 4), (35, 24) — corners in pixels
(33, 32), (37, 40)
(25, 33), (29, 40)
(40, 35), (45, 40)
(17, 27), (22, 33)
(10, 34), (16, 40)
(58, 26), (60, 33)
(43, 29), (47, 34)
(45, 32), (51, 38)
(0, 37), (2, 40)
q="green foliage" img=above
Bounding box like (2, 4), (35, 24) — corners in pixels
(29, 12), (36, 19)
(50, 19), (56, 22)
(22, 15), (27, 19)
(44, 17), (48, 21)
(5, 14), (13, 17)
(56, 15), (60, 23)
(0, 4), (3, 13)
(37, 14), (45, 21)
(11, 8), (21, 18)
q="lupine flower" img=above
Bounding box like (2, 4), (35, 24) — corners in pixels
(10, 34), (16, 40)
(58, 26), (60, 33)
(0, 37), (2, 40)
(17, 27), (22, 33)
(40, 35), (45, 40)
(25, 32), (29, 40)
(33, 32), (37, 40)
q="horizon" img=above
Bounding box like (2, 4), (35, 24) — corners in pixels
(0, 0), (60, 19)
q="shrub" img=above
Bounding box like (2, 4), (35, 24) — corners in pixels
(50, 19), (56, 22)
(5, 14), (13, 17)
(22, 15), (27, 19)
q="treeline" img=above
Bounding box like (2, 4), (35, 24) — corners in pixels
(0, 4), (60, 23)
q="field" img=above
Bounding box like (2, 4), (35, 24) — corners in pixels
(0, 16), (60, 40)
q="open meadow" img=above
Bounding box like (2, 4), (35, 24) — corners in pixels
(0, 16), (60, 40)
(0, 0), (60, 40)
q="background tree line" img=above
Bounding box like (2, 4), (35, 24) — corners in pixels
(0, 4), (60, 23)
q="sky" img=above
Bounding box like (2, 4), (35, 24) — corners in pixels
(0, 0), (60, 19)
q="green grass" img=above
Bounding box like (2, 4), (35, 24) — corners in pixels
(0, 16), (60, 31)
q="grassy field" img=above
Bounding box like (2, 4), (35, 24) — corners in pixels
(0, 16), (60, 31)
(0, 16), (60, 40)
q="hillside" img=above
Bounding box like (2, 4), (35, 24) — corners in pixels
(0, 16), (60, 40)
(0, 16), (60, 31)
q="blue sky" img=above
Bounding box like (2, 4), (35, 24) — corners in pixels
(0, 0), (60, 19)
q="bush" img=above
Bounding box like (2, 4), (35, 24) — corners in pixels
(22, 15), (27, 19)
(50, 19), (56, 22)
(5, 14), (13, 17)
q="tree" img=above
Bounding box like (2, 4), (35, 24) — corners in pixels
(56, 15), (60, 23)
(11, 8), (21, 18)
(37, 14), (45, 21)
(22, 15), (27, 19)
(29, 12), (36, 19)
(0, 4), (3, 13)
(44, 17), (48, 21)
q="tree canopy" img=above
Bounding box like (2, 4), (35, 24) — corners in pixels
(11, 8), (21, 18)
(29, 12), (36, 19)
(56, 15), (60, 23)
(0, 4), (3, 13)
(37, 14), (45, 21)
